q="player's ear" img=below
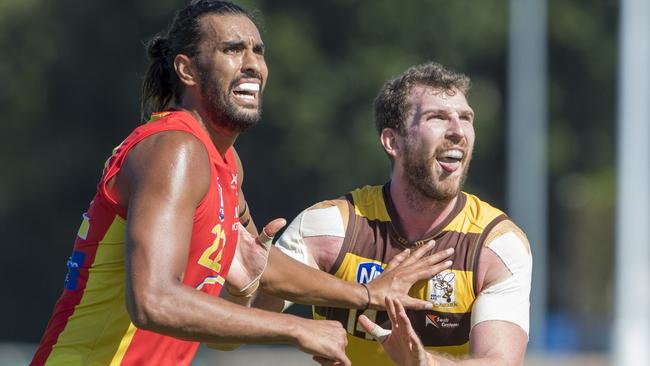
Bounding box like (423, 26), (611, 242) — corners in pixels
(174, 54), (198, 87)
(380, 128), (402, 159)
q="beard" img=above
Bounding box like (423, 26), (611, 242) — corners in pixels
(402, 143), (470, 203)
(198, 66), (262, 133)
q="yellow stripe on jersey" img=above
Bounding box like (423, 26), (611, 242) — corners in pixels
(109, 323), (137, 365)
(46, 215), (131, 366)
(77, 213), (90, 240)
(442, 193), (504, 234)
(195, 275), (226, 290)
(351, 186), (390, 221)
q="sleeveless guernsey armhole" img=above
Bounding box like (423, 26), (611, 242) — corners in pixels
(329, 195), (356, 275)
(98, 123), (214, 220)
(195, 146), (237, 222)
(181, 138), (230, 221)
(472, 214), (508, 296)
(222, 147), (236, 167)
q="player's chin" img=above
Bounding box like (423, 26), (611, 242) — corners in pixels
(434, 179), (462, 199)
(231, 113), (261, 132)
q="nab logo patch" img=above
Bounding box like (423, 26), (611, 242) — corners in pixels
(65, 250), (86, 291)
(356, 262), (384, 284)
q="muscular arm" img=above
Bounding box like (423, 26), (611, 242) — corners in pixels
(361, 220), (530, 366)
(429, 221), (531, 365)
(112, 131), (347, 355)
(429, 253), (528, 365)
(255, 205), (453, 312)
(259, 246), (371, 308)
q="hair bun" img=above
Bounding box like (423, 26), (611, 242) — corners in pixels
(147, 35), (171, 60)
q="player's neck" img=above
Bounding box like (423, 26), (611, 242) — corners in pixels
(389, 178), (457, 242)
(178, 101), (239, 158)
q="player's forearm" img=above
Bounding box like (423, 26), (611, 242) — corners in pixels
(251, 289), (287, 313)
(260, 247), (368, 308)
(127, 281), (303, 345)
(220, 286), (255, 307)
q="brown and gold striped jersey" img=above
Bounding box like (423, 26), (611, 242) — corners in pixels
(312, 184), (509, 365)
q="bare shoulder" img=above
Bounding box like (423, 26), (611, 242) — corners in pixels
(118, 130), (211, 206)
(127, 130), (209, 165)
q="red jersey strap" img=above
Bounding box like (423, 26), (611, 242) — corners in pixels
(97, 110), (237, 218)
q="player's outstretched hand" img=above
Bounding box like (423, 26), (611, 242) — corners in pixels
(292, 318), (350, 366)
(366, 241), (454, 311)
(226, 218), (286, 292)
(359, 297), (431, 366)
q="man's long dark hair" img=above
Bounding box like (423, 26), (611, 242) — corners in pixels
(140, 0), (253, 121)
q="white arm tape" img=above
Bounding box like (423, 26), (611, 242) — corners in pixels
(274, 206), (345, 311)
(275, 205), (345, 265)
(367, 324), (392, 343)
(471, 231), (532, 335)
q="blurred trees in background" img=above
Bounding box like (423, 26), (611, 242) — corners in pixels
(0, 0), (616, 351)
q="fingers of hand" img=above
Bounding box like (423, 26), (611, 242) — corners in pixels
(393, 299), (422, 345)
(402, 248), (454, 280)
(312, 356), (340, 366)
(385, 296), (399, 329)
(400, 297), (433, 311)
(358, 315), (392, 343)
(258, 218), (287, 250)
(390, 297), (419, 344)
(401, 261), (452, 286)
(384, 248), (410, 271)
(400, 240), (436, 266)
(257, 229), (273, 251)
(264, 218), (287, 236)
(304, 322), (349, 365)
(394, 297), (408, 318)
(357, 315), (374, 332)
(429, 247), (454, 262)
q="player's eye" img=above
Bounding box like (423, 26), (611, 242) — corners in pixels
(224, 46), (243, 54)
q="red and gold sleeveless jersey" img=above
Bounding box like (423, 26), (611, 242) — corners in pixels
(31, 110), (240, 366)
(313, 184), (507, 365)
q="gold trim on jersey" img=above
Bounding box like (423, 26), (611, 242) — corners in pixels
(442, 194), (506, 235)
(48, 215), (129, 365)
(351, 186), (390, 221)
